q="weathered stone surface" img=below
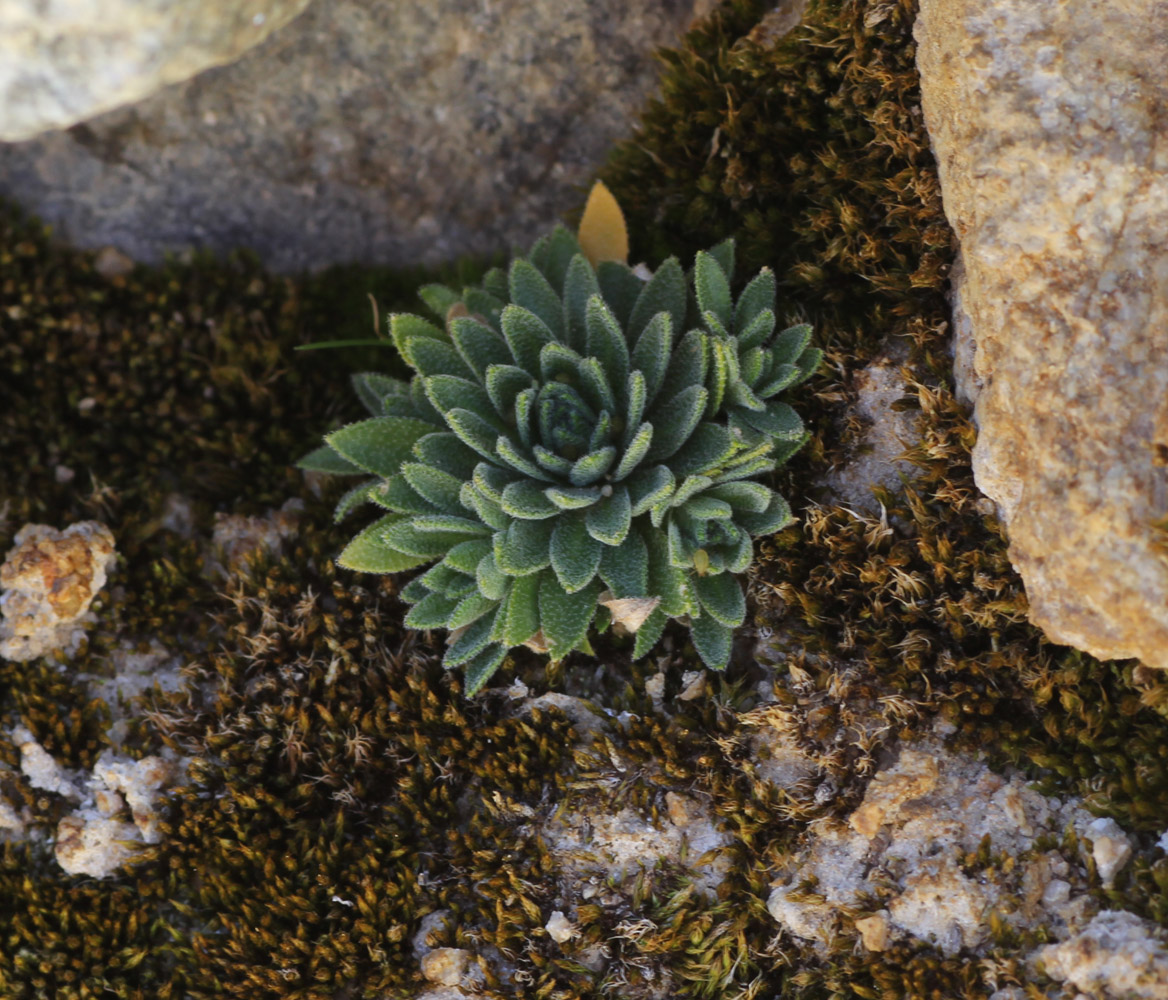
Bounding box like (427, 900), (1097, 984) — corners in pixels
(1038, 911), (1168, 1000)
(0, 521), (116, 662)
(0, 0), (707, 273)
(766, 734), (1098, 958)
(915, 0), (1168, 667)
(0, 0), (312, 141)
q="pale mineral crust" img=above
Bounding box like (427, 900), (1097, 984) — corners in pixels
(0, 521), (116, 661)
(1037, 911), (1168, 1000)
(915, 0), (1168, 667)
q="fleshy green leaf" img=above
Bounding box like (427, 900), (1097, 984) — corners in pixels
(424, 375), (494, 420)
(756, 363), (801, 398)
(503, 572), (542, 647)
(612, 422), (653, 481)
(738, 493), (793, 536)
(550, 516), (602, 593)
(445, 538), (493, 574)
(494, 519), (555, 576)
(462, 483), (511, 531)
(734, 268), (775, 336)
(338, 515), (427, 573)
(585, 295), (629, 393)
(706, 481), (773, 513)
(333, 480), (375, 522)
(645, 386), (708, 461)
(509, 258), (564, 338)
(739, 308), (776, 351)
(408, 336), (476, 380)
(501, 480), (560, 519)
(545, 485), (602, 510)
(462, 642), (507, 695)
(740, 400), (804, 440)
(562, 254), (601, 353)
(576, 357), (616, 416)
(326, 417), (435, 478)
(352, 373), (408, 416)
(297, 444), (365, 476)
(689, 614), (733, 670)
(599, 530), (648, 597)
(368, 476), (439, 515)
(496, 436), (554, 482)
(695, 251), (733, 332)
(500, 305), (555, 374)
(390, 313), (446, 365)
(770, 323), (813, 365)
(664, 329), (708, 395)
(569, 446), (616, 487)
(485, 365), (536, 419)
(584, 486), (631, 545)
(539, 342), (584, 384)
(632, 607), (667, 659)
(417, 285), (460, 320)
(444, 613), (497, 667)
(628, 257), (685, 346)
(669, 423), (737, 477)
(596, 261), (644, 329)
(693, 573), (745, 626)
(644, 524), (690, 618)
(450, 315), (512, 380)
(706, 238), (735, 282)
(624, 370), (647, 441)
(405, 591), (459, 629)
(539, 576), (600, 659)
(382, 519), (486, 558)
(449, 590), (499, 629)
(627, 465), (674, 515)
(630, 312), (672, 405)
(401, 463), (464, 515)
(542, 225), (581, 291)
(413, 432), (480, 479)
(446, 408), (503, 460)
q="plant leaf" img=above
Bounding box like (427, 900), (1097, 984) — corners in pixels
(645, 385), (708, 461)
(539, 576), (601, 659)
(550, 516), (602, 593)
(405, 591), (459, 629)
(693, 573), (745, 626)
(338, 514), (427, 573)
(449, 315), (513, 380)
(584, 486), (631, 545)
(577, 180), (629, 267)
(326, 417), (435, 478)
(501, 480), (560, 519)
(297, 444), (365, 476)
(401, 462), (465, 515)
(494, 518), (555, 576)
(628, 257), (686, 346)
(598, 529), (648, 597)
(510, 258), (564, 339)
(503, 572), (543, 647)
(462, 642), (508, 695)
(444, 613), (497, 667)
(689, 614), (733, 670)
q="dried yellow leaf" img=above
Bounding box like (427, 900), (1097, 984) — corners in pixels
(577, 180), (629, 267)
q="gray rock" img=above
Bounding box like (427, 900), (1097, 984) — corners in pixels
(0, 0), (706, 273)
(0, 0), (313, 141)
(915, 0), (1168, 668)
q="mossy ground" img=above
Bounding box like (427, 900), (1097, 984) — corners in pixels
(3, 1), (1168, 998)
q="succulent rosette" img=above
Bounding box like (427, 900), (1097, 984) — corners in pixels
(300, 205), (820, 694)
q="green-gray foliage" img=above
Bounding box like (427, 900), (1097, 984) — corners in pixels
(301, 228), (820, 693)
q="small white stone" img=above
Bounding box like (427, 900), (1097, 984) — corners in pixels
(1042, 879), (1072, 907)
(420, 947), (472, 987)
(1085, 817), (1133, 886)
(545, 910), (578, 944)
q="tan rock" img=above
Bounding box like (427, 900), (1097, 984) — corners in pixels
(545, 910), (578, 944)
(55, 814), (142, 878)
(854, 911), (892, 952)
(420, 947), (472, 988)
(0, 0), (313, 140)
(1037, 911), (1168, 999)
(916, 0), (1168, 667)
(849, 749), (938, 839)
(0, 521), (116, 661)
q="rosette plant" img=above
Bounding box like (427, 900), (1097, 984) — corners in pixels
(300, 184), (820, 693)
